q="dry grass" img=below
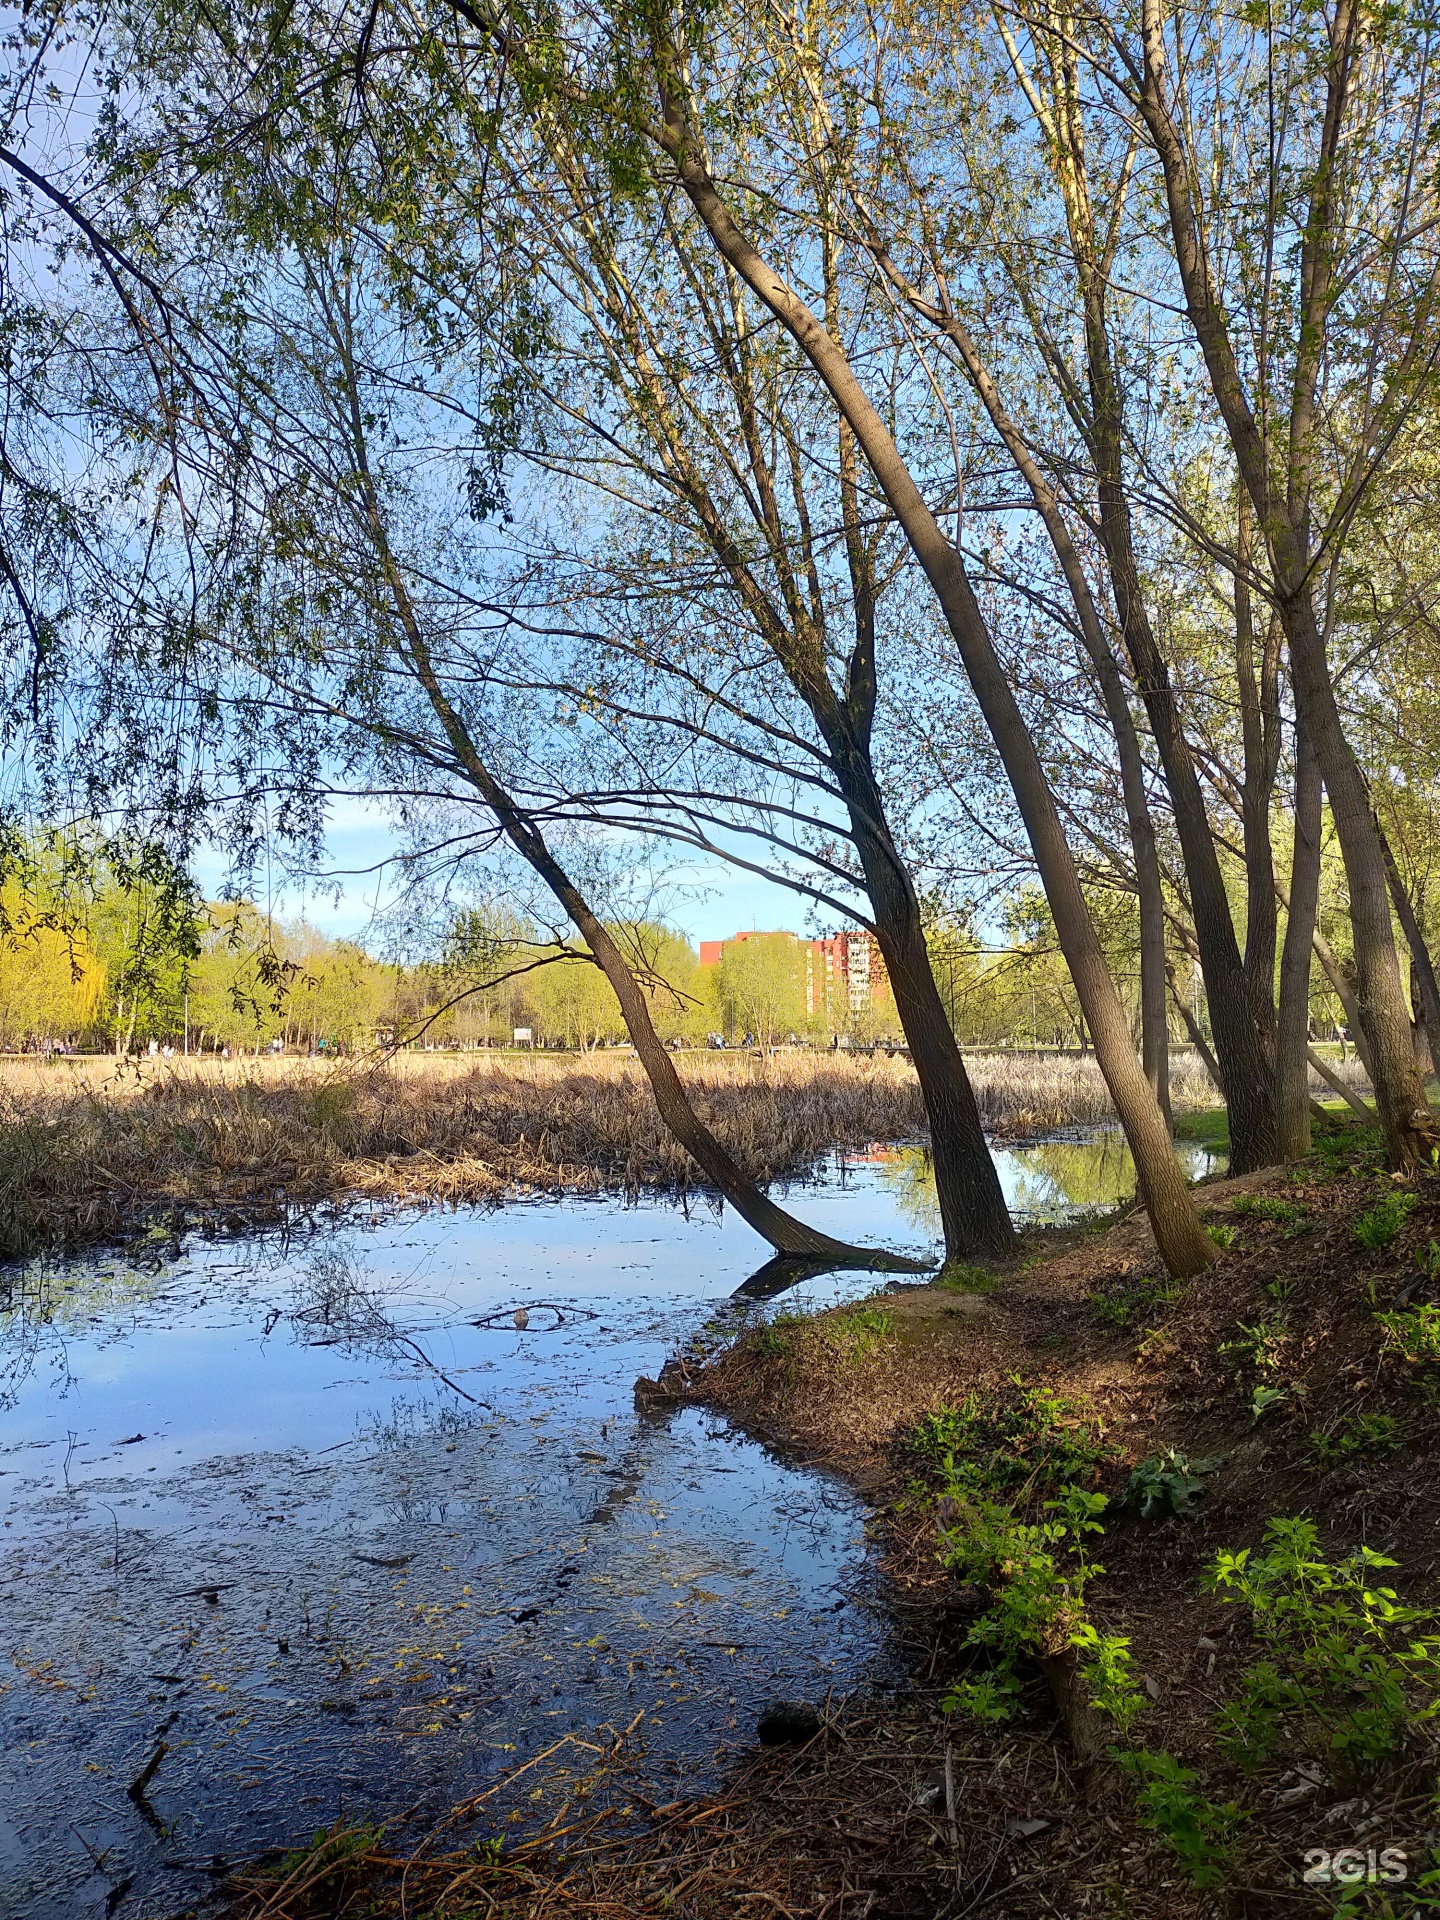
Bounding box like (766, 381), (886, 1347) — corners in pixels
(0, 1050), (928, 1259)
(0, 1045), (1372, 1263)
(215, 1708), (993, 1920)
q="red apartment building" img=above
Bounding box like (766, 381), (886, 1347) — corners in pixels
(697, 928), (889, 1016)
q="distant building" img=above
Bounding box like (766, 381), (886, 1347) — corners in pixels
(698, 927), (889, 1016)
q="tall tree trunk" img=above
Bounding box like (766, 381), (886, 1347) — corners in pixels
(1087, 332), (1275, 1171)
(858, 240), (1172, 1135)
(653, 94), (1213, 1276)
(1281, 590), (1430, 1163)
(1275, 721), (1321, 1159)
(1139, 839), (1171, 1133)
(1135, 0), (1433, 1169)
(842, 781), (1016, 1257)
(1235, 498), (1282, 1059)
(1375, 814), (1440, 1081)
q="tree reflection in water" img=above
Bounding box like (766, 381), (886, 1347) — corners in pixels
(874, 1128), (1225, 1231)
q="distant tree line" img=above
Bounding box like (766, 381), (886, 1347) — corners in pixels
(0, 852), (1380, 1058)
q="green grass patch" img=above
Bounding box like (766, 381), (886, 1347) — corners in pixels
(1173, 1106), (1229, 1152)
(1355, 1190), (1418, 1253)
(1086, 1272), (1180, 1331)
(823, 1303), (895, 1364)
(933, 1261), (1000, 1293)
(906, 1383), (1113, 1493)
(753, 1308), (808, 1358)
(1231, 1194), (1312, 1237)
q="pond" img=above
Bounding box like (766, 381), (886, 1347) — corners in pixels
(882, 1124), (1225, 1231)
(0, 1124), (1224, 1918)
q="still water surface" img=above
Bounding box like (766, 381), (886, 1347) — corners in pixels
(0, 1127), (1222, 1917)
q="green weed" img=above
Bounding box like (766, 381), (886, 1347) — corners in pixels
(1309, 1123), (1386, 1179)
(1086, 1273), (1179, 1331)
(1354, 1191), (1418, 1254)
(1119, 1447), (1225, 1520)
(1232, 1195), (1312, 1237)
(1249, 1382), (1294, 1423)
(906, 1384), (1111, 1494)
(1221, 1316), (1288, 1373)
(1117, 1750), (1247, 1891)
(270, 1822), (385, 1892)
(1375, 1301), (1440, 1363)
(1307, 1411), (1405, 1469)
(1207, 1223), (1239, 1249)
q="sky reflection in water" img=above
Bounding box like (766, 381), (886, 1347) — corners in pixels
(0, 1127), (1221, 1917)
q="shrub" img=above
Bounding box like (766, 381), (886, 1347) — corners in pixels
(1205, 1518), (1440, 1781)
(940, 1486), (1142, 1728)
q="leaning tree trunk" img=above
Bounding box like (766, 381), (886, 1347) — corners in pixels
(1275, 720), (1321, 1159)
(901, 289), (1172, 1135)
(653, 108), (1214, 1276)
(426, 702), (906, 1262)
(358, 489), (918, 1265)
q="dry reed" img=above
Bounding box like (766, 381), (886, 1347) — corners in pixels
(0, 1050), (928, 1258)
(0, 1043), (1353, 1262)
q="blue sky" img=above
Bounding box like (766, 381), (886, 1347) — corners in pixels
(192, 798), (823, 952)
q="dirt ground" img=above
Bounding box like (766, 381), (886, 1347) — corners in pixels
(212, 1122), (1440, 1920)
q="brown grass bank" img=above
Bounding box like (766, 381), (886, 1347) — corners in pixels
(676, 1127), (1440, 1916)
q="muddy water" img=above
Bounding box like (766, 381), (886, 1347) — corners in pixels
(0, 1130), (1221, 1918)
